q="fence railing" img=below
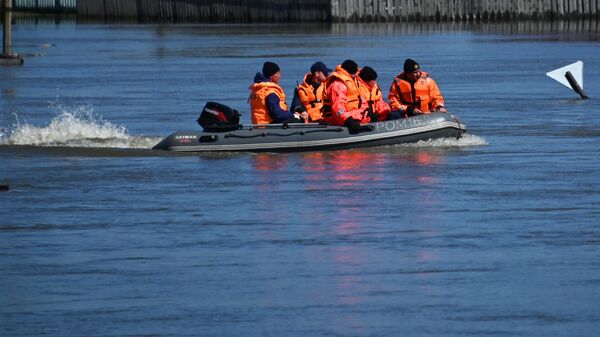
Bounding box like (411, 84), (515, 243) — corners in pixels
(331, 0), (600, 22)
(14, 0), (77, 13)
(76, 0), (332, 23)
(9, 0), (600, 21)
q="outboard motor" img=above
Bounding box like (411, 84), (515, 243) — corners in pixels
(197, 102), (241, 132)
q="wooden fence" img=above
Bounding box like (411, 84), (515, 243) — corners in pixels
(331, 0), (600, 21)
(76, 0), (331, 23)
(14, 0), (76, 13)
(329, 20), (600, 34)
(11, 0), (600, 21)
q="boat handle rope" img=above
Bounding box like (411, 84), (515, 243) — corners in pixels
(224, 127), (345, 139)
(452, 115), (463, 139)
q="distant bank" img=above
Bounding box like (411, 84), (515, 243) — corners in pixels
(12, 0), (600, 22)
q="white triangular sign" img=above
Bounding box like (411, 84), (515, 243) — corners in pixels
(546, 61), (583, 90)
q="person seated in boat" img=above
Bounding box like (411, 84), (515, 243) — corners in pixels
(388, 58), (447, 118)
(249, 61), (308, 125)
(290, 61), (332, 123)
(356, 66), (393, 122)
(322, 60), (373, 134)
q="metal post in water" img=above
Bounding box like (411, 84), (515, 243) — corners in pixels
(2, 0), (10, 55)
(1, 0), (23, 65)
(565, 71), (589, 99)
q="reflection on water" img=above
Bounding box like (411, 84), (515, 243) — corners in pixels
(329, 20), (600, 37)
(326, 151), (386, 186)
(252, 153), (289, 171)
(10, 17), (600, 38)
(12, 14), (77, 25)
(150, 20), (600, 39)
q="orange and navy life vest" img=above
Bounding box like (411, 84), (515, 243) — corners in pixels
(389, 71), (444, 113)
(321, 65), (361, 119)
(296, 73), (325, 122)
(249, 82), (288, 124)
(358, 79), (384, 113)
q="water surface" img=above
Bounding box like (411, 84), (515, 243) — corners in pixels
(1, 22), (600, 337)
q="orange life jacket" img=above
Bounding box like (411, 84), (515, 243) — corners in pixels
(322, 66), (361, 120)
(358, 79), (384, 113)
(389, 71), (444, 113)
(296, 73), (325, 122)
(249, 82), (288, 124)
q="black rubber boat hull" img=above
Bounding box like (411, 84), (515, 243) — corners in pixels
(152, 113), (467, 152)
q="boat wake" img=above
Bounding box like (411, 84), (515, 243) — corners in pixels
(0, 106), (486, 155)
(398, 134), (488, 148)
(0, 106), (161, 149)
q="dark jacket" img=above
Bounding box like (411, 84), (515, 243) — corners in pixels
(253, 72), (292, 123)
(290, 81), (322, 113)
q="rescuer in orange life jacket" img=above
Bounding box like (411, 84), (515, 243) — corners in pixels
(322, 60), (374, 134)
(290, 61), (332, 123)
(249, 61), (308, 125)
(388, 58), (447, 118)
(356, 66), (392, 122)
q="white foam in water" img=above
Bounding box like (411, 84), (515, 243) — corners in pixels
(0, 105), (160, 149)
(398, 134), (488, 148)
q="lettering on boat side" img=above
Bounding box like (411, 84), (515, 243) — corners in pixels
(380, 121), (396, 131)
(175, 135), (196, 144)
(376, 114), (433, 131)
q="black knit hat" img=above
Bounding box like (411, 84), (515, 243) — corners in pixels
(341, 59), (359, 75)
(262, 61), (280, 78)
(359, 66), (378, 81)
(403, 58), (420, 73)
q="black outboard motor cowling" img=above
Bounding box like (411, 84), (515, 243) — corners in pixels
(197, 102), (241, 132)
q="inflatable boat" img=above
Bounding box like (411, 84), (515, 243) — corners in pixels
(152, 112), (467, 153)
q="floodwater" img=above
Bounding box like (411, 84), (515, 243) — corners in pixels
(2, 21), (600, 336)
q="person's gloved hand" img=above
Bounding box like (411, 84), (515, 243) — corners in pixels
(366, 107), (378, 122)
(387, 110), (403, 120)
(344, 117), (361, 134)
(359, 125), (375, 132)
(405, 106), (423, 116)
